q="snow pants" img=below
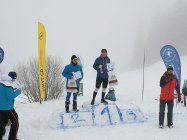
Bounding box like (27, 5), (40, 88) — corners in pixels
(159, 100), (174, 126)
(0, 109), (19, 140)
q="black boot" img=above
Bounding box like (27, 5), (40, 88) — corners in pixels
(167, 113), (173, 128)
(0, 129), (6, 140)
(73, 101), (79, 112)
(159, 112), (165, 127)
(159, 100), (166, 127)
(91, 92), (97, 105)
(167, 100), (174, 128)
(167, 122), (173, 128)
(101, 92), (108, 104)
(159, 124), (163, 128)
(65, 101), (70, 113)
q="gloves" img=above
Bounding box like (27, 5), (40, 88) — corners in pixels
(16, 85), (23, 90)
(178, 94), (181, 102)
(14, 86), (22, 92)
(76, 79), (80, 82)
(13, 83), (23, 90)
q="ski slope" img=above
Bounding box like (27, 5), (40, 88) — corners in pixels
(4, 56), (187, 140)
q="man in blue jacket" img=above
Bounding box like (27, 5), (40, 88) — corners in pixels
(0, 72), (21, 140)
(62, 55), (83, 113)
(91, 49), (110, 105)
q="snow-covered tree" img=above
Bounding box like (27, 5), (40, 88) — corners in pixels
(15, 56), (65, 102)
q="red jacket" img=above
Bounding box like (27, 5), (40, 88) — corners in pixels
(160, 73), (180, 101)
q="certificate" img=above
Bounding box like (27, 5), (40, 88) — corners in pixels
(73, 71), (82, 80)
(107, 62), (115, 71)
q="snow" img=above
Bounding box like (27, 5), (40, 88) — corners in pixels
(4, 56), (187, 140)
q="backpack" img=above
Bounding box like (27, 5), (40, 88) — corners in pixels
(105, 88), (116, 101)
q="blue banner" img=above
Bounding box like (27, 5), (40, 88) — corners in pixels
(0, 47), (4, 64)
(160, 45), (181, 89)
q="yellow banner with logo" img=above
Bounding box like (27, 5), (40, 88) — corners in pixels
(38, 22), (46, 100)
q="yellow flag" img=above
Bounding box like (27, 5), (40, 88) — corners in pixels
(38, 22), (46, 100)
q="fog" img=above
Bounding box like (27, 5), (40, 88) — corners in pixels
(0, 0), (187, 74)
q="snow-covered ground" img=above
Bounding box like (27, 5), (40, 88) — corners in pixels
(5, 56), (187, 140)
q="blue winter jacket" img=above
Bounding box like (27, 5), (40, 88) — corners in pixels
(93, 56), (110, 79)
(62, 63), (83, 88)
(0, 82), (21, 111)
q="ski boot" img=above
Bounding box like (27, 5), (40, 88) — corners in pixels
(101, 92), (108, 104)
(101, 99), (108, 104)
(91, 91), (97, 105)
(65, 101), (70, 113)
(73, 101), (79, 112)
(167, 123), (173, 128)
(91, 99), (95, 105)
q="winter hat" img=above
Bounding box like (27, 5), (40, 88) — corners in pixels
(1, 74), (12, 81)
(71, 55), (77, 60)
(8, 71), (17, 79)
(101, 49), (107, 53)
(167, 66), (173, 71)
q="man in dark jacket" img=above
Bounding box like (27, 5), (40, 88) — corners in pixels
(159, 66), (181, 128)
(91, 49), (110, 105)
(0, 72), (21, 140)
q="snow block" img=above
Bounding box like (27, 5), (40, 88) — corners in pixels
(58, 104), (147, 129)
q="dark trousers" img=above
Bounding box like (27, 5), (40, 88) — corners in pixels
(159, 100), (174, 125)
(92, 77), (108, 101)
(0, 109), (19, 140)
(65, 92), (78, 109)
(95, 77), (108, 89)
(66, 92), (77, 102)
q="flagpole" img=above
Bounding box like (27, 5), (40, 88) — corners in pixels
(142, 48), (145, 101)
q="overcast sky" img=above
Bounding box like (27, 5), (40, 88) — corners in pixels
(0, 0), (186, 75)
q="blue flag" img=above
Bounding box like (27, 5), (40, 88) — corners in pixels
(0, 47), (4, 64)
(160, 45), (181, 89)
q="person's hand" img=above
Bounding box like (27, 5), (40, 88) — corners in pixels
(178, 94), (181, 102)
(71, 77), (76, 82)
(13, 83), (23, 90)
(14, 86), (22, 92)
(99, 65), (103, 70)
(165, 77), (172, 83)
(17, 85), (23, 90)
